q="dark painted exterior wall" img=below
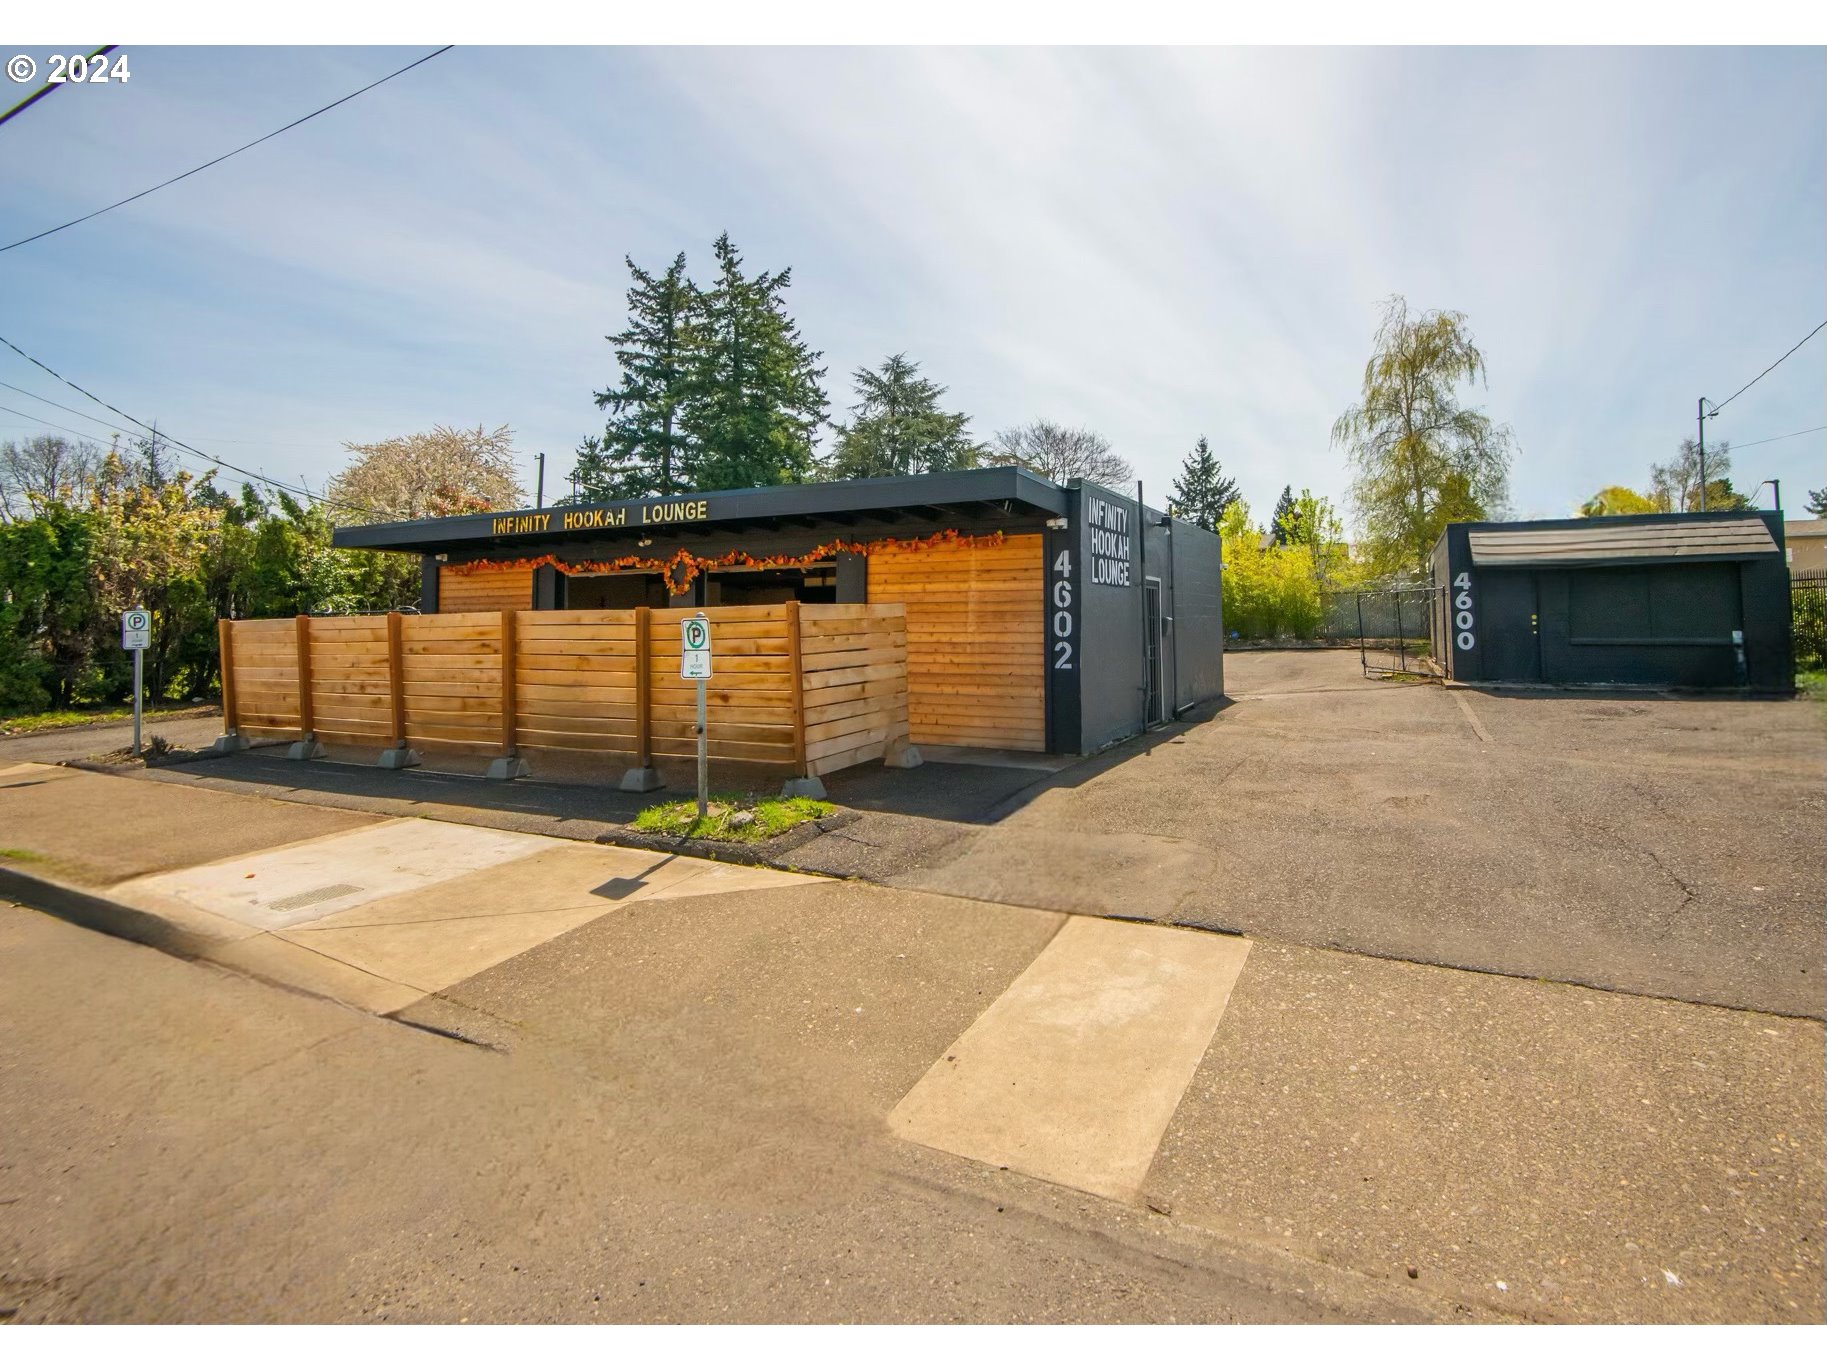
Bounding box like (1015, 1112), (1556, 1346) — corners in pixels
(1168, 520), (1225, 710)
(1436, 512), (1792, 690)
(1070, 482), (1149, 753)
(1048, 481), (1226, 754)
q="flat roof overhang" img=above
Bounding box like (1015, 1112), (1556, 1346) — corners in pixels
(331, 466), (1070, 556)
(1467, 515), (1779, 568)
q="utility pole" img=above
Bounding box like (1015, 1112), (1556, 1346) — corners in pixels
(1696, 397), (1719, 512)
(535, 452), (546, 509)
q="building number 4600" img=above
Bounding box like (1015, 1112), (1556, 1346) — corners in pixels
(1452, 571), (1476, 651)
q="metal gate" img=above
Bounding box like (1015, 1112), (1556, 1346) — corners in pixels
(1355, 584), (1447, 679)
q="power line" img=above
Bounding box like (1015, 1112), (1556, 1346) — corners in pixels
(0, 46), (115, 131)
(0, 376), (134, 435)
(0, 401), (123, 448)
(1709, 321), (1827, 415)
(1725, 424), (1827, 451)
(0, 401), (285, 499)
(1, 377), (298, 495)
(0, 329), (375, 516)
(0, 45), (452, 255)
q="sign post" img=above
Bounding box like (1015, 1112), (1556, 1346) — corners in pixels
(121, 608), (152, 756)
(680, 613), (713, 819)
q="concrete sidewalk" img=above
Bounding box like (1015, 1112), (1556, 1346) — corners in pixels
(0, 762), (816, 1013)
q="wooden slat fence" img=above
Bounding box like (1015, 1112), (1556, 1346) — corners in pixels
(217, 602), (913, 782)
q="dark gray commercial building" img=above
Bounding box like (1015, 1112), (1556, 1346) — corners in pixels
(1429, 511), (1793, 691)
(333, 467), (1225, 755)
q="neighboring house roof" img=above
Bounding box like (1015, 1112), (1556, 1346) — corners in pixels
(1468, 516), (1778, 567)
(1784, 519), (1825, 539)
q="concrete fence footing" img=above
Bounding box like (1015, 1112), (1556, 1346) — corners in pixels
(617, 767), (663, 793)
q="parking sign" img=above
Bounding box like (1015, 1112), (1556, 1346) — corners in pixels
(681, 615), (713, 679)
(121, 608), (152, 651)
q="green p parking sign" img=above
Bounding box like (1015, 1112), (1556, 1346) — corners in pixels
(681, 616), (713, 679)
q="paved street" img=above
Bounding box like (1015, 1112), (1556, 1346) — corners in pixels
(0, 711), (225, 766)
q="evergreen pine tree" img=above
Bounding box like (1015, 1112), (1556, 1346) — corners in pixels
(681, 233), (828, 490)
(1270, 484), (1299, 544)
(1167, 436), (1240, 532)
(826, 354), (983, 480)
(570, 253), (698, 501)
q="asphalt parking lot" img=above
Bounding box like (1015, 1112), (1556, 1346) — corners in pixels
(888, 650), (1826, 1018)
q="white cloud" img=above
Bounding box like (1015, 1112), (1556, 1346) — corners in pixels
(0, 45), (1818, 520)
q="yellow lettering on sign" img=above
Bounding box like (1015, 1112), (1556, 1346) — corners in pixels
(489, 513), (556, 536)
(640, 500), (710, 525)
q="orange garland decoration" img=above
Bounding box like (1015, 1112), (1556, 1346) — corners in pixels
(453, 528), (1008, 598)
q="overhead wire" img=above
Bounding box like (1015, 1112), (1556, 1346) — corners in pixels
(0, 401), (125, 448)
(0, 46), (114, 132)
(1721, 424), (1826, 451)
(0, 46), (453, 254)
(0, 330), (375, 516)
(1708, 321), (1826, 415)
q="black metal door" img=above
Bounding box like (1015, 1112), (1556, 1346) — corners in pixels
(1144, 579), (1165, 724)
(1480, 571), (1542, 682)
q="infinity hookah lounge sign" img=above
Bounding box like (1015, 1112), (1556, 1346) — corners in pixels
(489, 500), (713, 537)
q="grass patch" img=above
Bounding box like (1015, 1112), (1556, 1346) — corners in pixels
(0, 848), (42, 863)
(1796, 668), (1825, 702)
(631, 793), (834, 843)
(0, 703), (212, 736)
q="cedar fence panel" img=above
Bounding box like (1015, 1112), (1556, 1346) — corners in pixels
(304, 616), (392, 745)
(798, 603), (911, 777)
(400, 612), (505, 754)
(224, 617), (302, 738)
(220, 600), (917, 778)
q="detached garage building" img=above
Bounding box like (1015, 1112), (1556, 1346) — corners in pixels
(1430, 511), (1792, 691)
(332, 467), (1225, 756)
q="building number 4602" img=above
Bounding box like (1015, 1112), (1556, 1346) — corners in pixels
(1452, 570), (1476, 651)
(1052, 550), (1074, 669)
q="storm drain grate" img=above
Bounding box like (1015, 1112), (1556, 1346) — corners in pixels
(264, 882), (365, 914)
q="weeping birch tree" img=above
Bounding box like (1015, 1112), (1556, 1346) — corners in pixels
(1331, 296), (1513, 575)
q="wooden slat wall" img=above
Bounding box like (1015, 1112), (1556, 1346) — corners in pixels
(439, 564), (533, 612)
(305, 617), (391, 745)
(226, 619), (302, 739)
(800, 603), (910, 778)
(647, 606), (797, 767)
(221, 601), (920, 777)
(514, 609), (639, 755)
(866, 534), (1045, 751)
(400, 612), (504, 754)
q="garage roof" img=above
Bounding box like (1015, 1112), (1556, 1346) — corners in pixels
(1468, 517), (1778, 567)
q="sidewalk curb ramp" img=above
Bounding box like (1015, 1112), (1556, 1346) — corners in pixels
(0, 863), (219, 962)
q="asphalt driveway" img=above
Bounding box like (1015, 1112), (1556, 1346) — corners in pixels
(887, 650), (1826, 1018)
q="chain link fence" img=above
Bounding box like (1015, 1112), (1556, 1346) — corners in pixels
(1331, 583), (1446, 678)
(1794, 572), (1826, 674)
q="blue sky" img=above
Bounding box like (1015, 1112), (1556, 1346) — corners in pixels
(1, 44), (1821, 523)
